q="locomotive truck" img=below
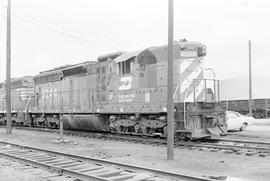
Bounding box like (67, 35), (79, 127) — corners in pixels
(0, 40), (227, 139)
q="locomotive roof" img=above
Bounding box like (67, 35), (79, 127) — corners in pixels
(114, 49), (144, 63)
(97, 51), (124, 62)
(113, 41), (204, 63)
(10, 76), (33, 81)
(148, 41), (204, 50)
(0, 76), (33, 84)
(0, 76), (34, 89)
(38, 61), (96, 75)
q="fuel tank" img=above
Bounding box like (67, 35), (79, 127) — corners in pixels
(62, 114), (109, 132)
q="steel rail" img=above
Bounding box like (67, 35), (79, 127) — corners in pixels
(205, 137), (270, 146)
(0, 140), (213, 181)
(182, 142), (270, 153)
(0, 150), (108, 181)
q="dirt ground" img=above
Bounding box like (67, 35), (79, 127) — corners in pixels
(0, 156), (46, 181)
(0, 123), (269, 181)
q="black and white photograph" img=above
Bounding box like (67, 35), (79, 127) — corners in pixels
(0, 0), (269, 180)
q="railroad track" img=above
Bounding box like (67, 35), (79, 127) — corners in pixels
(201, 138), (270, 156)
(2, 125), (270, 158)
(189, 139), (270, 157)
(0, 141), (212, 181)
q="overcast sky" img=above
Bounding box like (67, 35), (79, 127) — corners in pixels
(0, 0), (270, 81)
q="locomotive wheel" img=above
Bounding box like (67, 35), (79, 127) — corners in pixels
(117, 125), (124, 133)
(129, 126), (136, 134)
(240, 123), (248, 131)
(141, 127), (148, 135)
(122, 127), (129, 133)
(148, 128), (155, 135)
(133, 124), (147, 135)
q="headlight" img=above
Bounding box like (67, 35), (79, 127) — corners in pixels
(198, 46), (207, 57)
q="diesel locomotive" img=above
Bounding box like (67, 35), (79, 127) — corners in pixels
(0, 40), (227, 139)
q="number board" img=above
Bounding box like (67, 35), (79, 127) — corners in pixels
(180, 50), (198, 58)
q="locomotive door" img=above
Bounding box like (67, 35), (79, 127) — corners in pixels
(36, 87), (42, 110)
(146, 64), (157, 88)
(69, 79), (74, 110)
(100, 66), (107, 102)
(137, 50), (157, 89)
(96, 64), (108, 104)
(138, 57), (146, 88)
(96, 66), (101, 104)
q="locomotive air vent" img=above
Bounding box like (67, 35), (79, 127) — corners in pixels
(62, 66), (87, 77)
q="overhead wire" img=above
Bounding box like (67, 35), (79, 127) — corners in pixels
(11, 13), (122, 51)
(1, 14), (268, 61)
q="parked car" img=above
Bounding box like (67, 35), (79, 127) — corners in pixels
(225, 111), (254, 131)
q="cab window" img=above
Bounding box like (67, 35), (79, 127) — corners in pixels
(137, 50), (157, 70)
(117, 57), (134, 75)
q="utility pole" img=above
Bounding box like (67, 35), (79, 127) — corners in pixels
(6, 0), (12, 134)
(167, 0), (174, 160)
(217, 80), (220, 102)
(248, 40), (252, 117)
